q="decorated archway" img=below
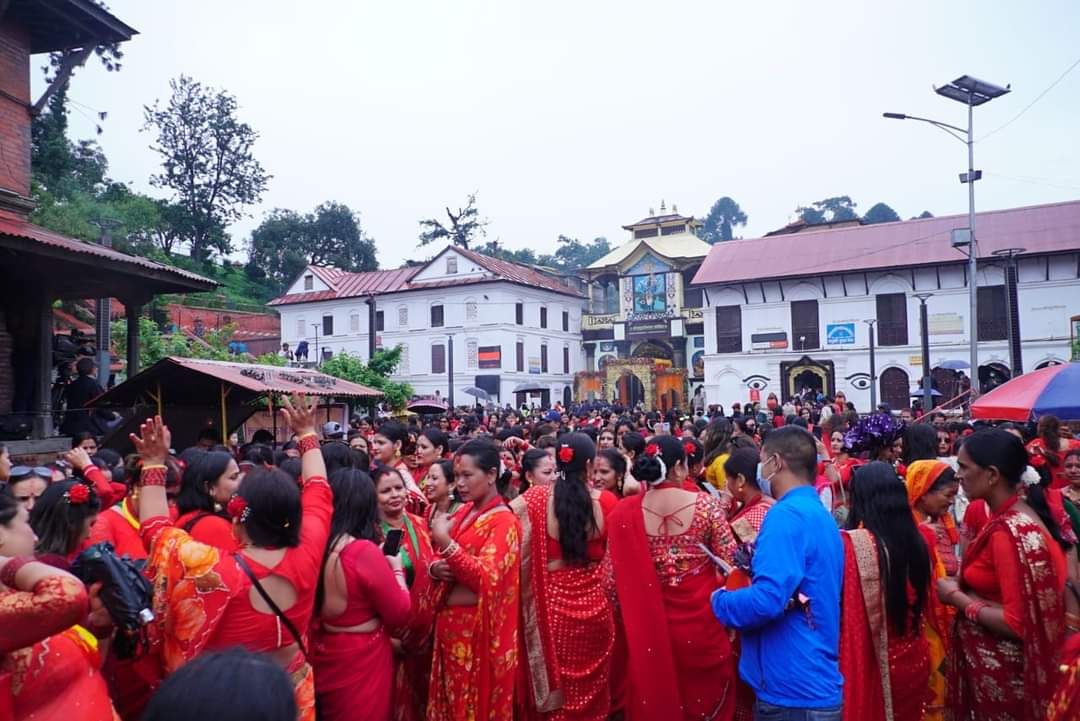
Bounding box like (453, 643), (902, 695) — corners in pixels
(779, 355), (835, 403)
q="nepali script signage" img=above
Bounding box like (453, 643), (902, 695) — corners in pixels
(627, 319), (670, 340)
(826, 323), (856, 345)
(583, 314), (617, 330)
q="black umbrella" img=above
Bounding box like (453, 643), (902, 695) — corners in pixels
(462, 386), (490, 401)
(407, 398), (449, 414)
(512, 381), (548, 393)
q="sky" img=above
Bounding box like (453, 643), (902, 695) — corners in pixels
(42, 0), (1080, 269)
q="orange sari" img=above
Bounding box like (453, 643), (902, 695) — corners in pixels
(427, 496), (521, 721)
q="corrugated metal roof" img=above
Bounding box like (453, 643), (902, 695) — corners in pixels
(587, 234), (712, 270)
(453, 247), (583, 297)
(692, 199), (1080, 286)
(0, 210), (215, 289)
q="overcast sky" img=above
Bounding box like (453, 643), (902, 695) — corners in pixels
(44, 0), (1080, 269)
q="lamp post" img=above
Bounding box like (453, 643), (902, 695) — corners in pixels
(913, 293), (934, 412)
(884, 75), (1010, 399)
(864, 319), (878, 411)
(311, 323), (321, 367)
(447, 334), (455, 409)
(991, 247), (1026, 377)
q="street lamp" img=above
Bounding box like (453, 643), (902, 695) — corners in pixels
(991, 247), (1026, 376)
(311, 323), (321, 366)
(863, 319), (878, 411)
(884, 75), (1010, 398)
(913, 293), (934, 412)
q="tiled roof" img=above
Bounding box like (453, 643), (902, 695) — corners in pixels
(622, 212), (695, 229)
(269, 248), (582, 306)
(692, 199), (1080, 286)
(587, 234), (712, 270)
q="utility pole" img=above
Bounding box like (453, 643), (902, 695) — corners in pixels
(447, 334), (455, 408)
(914, 293), (934, 411)
(864, 319), (878, 411)
(365, 295), (377, 361)
(90, 219), (121, 387)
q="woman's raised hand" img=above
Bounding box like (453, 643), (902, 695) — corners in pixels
(280, 394), (318, 437)
(130, 416), (171, 466)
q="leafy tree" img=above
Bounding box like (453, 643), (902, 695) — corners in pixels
(862, 202), (901, 225)
(143, 76), (270, 261)
(700, 196), (748, 243)
(320, 347), (414, 410)
(545, 235), (611, 271)
(247, 202), (378, 294)
(914, 210), (934, 220)
(418, 192), (487, 249)
(474, 240), (539, 265)
(796, 196), (858, 225)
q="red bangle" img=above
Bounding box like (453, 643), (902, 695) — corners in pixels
(964, 600), (987, 622)
(140, 467), (167, 487)
(0, 556), (33, 588)
(301, 474), (328, 488)
(297, 435), (320, 456)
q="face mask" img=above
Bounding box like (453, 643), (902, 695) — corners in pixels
(756, 461), (773, 498)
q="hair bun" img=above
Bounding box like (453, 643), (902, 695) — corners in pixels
(632, 454), (663, 485)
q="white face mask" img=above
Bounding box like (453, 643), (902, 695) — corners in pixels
(756, 455), (779, 498)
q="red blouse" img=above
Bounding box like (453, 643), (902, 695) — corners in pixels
(317, 539), (411, 628)
(87, 498), (147, 561)
(544, 489), (618, 562)
(175, 511), (240, 553)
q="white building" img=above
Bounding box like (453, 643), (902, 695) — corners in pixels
(691, 200), (1080, 412)
(269, 245), (585, 407)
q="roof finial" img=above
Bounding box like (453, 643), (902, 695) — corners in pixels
(660, 199), (666, 213)
(648, 206), (655, 216)
(672, 203), (678, 214)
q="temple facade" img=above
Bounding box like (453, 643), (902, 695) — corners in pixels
(576, 204), (711, 410)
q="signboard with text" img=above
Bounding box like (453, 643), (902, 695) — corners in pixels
(751, 331), (788, 350)
(628, 319), (670, 339)
(826, 323), (856, 345)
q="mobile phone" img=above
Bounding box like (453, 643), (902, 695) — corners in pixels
(697, 542), (734, 576)
(382, 529), (404, 556)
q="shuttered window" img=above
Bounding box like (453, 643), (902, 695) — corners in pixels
(431, 344), (446, 374)
(516, 342), (524, 372)
(540, 345), (548, 373)
(875, 293), (908, 346)
(563, 346), (570, 373)
(977, 286), (1008, 341)
(790, 300), (819, 350)
(431, 305), (444, 328)
(715, 305), (742, 353)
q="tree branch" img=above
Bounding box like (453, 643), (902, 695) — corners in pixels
(31, 46), (94, 116)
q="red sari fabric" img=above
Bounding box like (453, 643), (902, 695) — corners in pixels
(514, 485), (614, 721)
(174, 511), (241, 553)
(88, 498), (147, 561)
(1026, 437), (1080, 489)
(427, 497), (522, 721)
(311, 539), (412, 721)
(946, 497), (1066, 721)
(839, 530), (931, 721)
(727, 495), (774, 721)
(390, 512), (436, 721)
(0, 576), (117, 721)
(608, 492), (736, 721)
(1048, 633), (1080, 721)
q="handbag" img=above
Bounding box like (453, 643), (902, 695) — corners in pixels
(234, 554), (308, 660)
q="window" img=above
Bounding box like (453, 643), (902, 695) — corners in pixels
(303, 274), (313, 290)
(296, 318), (305, 338)
(431, 305), (444, 328)
(446, 256), (458, 274)
(398, 344), (409, 374)
(790, 300), (819, 350)
(563, 345), (570, 374)
(515, 302), (524, 325)
(398, 306), (408, 328)
(466, 340), (478, 369)
(540, 344), (548, 373)
(715, 305), (742, 353)
(431, 344), (446, 374)
(562, 310), (569, 332)
(466, 301), (478, 322)
(875, 293), (908, 346)
(322, 314), (334, 336)
(683, 287), (704, 308)
(977, 286), (1008, 341)
(376, 310), (385, 332)
(349, 312), (360, 333)
(540, 306), (548, 328)
(516, 341), (525, 372)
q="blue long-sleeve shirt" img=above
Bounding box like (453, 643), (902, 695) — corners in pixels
(711, 485), (843, 709)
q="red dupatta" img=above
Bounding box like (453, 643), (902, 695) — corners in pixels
(607, 493), (683, 719)
(948, 500), (1065, 721)
(839, 530), (891, 721)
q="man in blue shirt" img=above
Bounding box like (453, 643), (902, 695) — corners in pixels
(711, 426), (844, 720)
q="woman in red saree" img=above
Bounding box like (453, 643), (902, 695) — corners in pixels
(372, 421), (428, 515)
(839, 462), (932, 721)
(427, 438), (521, 721)
(1026, 414), (1080, 490)
(608, 435), (738, 721)
(131, 395), (333, 721)
(311, 467), (412, 721)
(904, 460), (959, 721)
(413, 428), (450, 490)
(512, 433), (615, 721)
(937, 430), (1068, 721)
(372, 465), (437, 721)
(172, 450), (242, 552)
(1, 491), (116, 721)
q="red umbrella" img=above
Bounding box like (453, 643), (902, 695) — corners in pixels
(970, 362), (1080, 422)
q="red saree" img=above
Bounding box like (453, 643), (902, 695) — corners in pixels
(427, 497), (521, 721)
(513, 485), (614, 721)
(946, 498), (1066, 721)
(608, 492), (736, 721)
(839, 529), (930, 721)
(728, 495), (774, 721)
(1047, 633), (1080, 721)
(390, 512), (436, 721)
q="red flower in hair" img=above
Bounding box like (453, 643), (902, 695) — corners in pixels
(645, 443), (660, 457)
(226, 495), (250, 522)
(558, 446), (575, 464)
(1029, 453), (1047, 469)
(66, 483), (90, 504)
(683, 441), (697, 457)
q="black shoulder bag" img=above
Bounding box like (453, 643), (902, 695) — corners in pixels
(234, 553), (308, 660)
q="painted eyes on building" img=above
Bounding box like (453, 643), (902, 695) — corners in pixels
(743, 374), (770, 390)
(845, 372), (872, 390)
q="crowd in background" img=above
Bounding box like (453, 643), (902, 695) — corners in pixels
(1, 391), (1079, 721)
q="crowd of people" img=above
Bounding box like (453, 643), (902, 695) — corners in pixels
(1, 393), (1079, 721)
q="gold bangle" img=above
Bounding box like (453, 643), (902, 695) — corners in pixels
(141, 464), (168, 471)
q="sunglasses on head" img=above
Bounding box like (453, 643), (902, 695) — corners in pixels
(10, 465), (52, 480)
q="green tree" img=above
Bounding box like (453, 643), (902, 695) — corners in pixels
(473, 239), (539, 265)
(913, 210), (934, 220)
(418, 192), (488, 249)
(700, 196), (748, 243)
(544, 235), (611, 271)
(143, 76), (270, 261)
(247, 202), (378, 294)
(797, 196), (858, 225)
(862, 202), (901, 225)
(319, 347), (413, 410)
